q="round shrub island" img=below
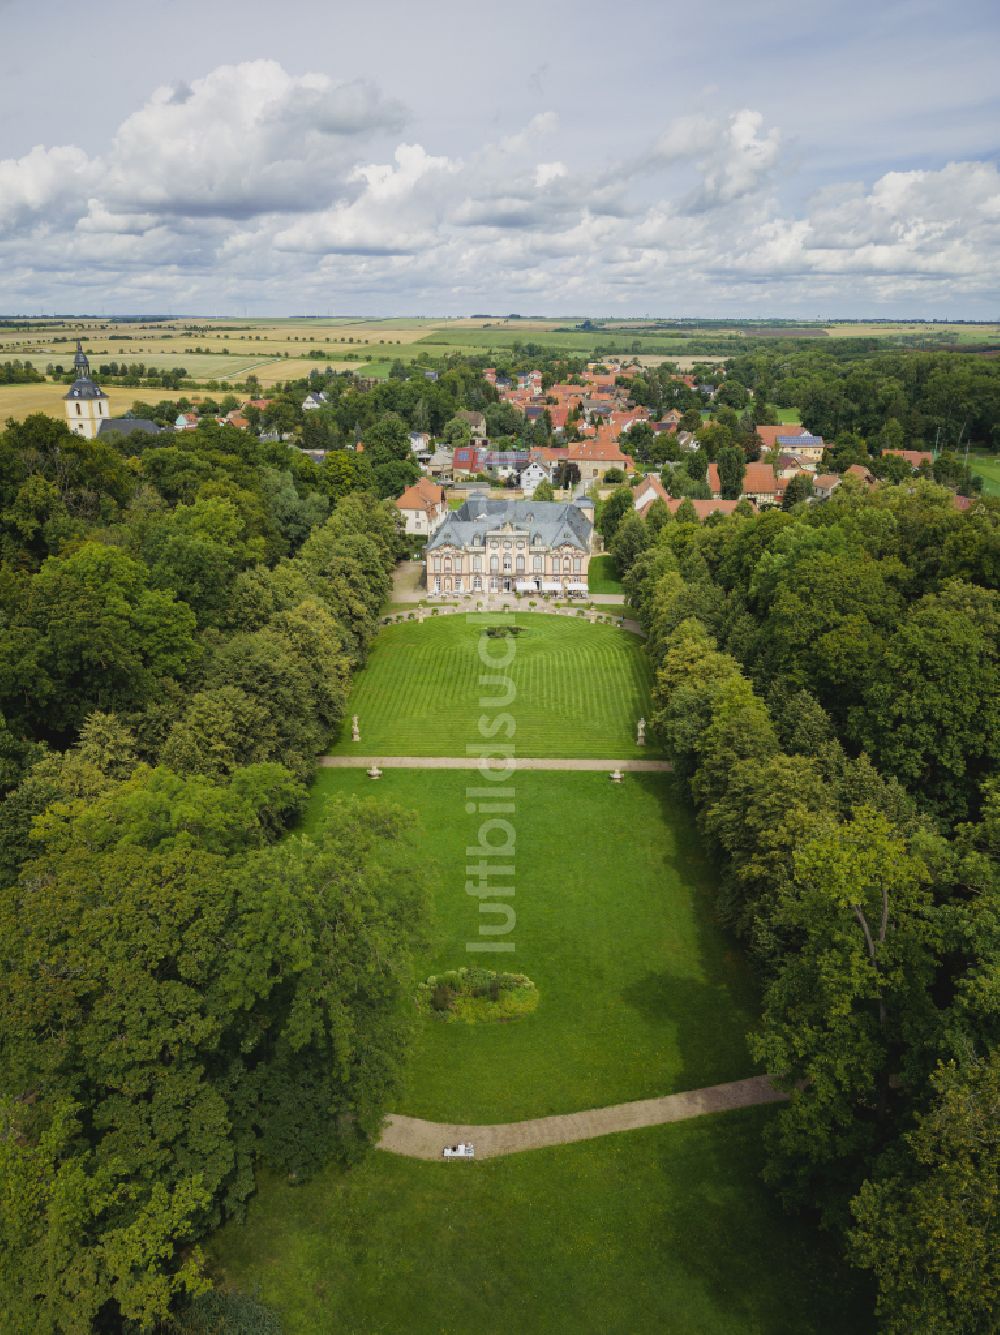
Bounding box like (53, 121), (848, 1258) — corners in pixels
(417, 967), (539, 1024)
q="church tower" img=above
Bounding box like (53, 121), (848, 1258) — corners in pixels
(64, 341), (110, 439)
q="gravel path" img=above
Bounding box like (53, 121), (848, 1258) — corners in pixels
(318, 756), (673, 771)
(379, 1076), (786, 1160)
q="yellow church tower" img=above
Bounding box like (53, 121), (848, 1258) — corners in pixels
(64, 342), (110, 439)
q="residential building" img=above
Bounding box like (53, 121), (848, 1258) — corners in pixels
(395, 477), (448, 536)
(882, 448), (934, 470)
(520, 461), (552, 493)
(425, 494), (594, 595)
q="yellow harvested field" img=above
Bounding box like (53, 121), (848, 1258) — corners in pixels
(0, 382), (191, 424)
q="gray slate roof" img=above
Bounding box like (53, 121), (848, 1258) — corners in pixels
(64, 378), (108, 401)
(97, 418), (165, 437)
(427, 494), (592, 553)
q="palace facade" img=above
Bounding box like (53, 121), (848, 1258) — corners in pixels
(425, 494), (594, 595)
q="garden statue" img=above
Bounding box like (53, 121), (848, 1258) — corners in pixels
(637, 717), (646, 746)
(352, 714), (360, 742)
(609, 768), (624, 783)
(367, 764), (383, 780)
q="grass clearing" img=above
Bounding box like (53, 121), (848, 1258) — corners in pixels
(303, 769), (756, 1121)
(588, 553), (624, 595)
(329, 612), (656, 758)
(208, 1108), (871, 1335)
(969, 452), (1000, 496)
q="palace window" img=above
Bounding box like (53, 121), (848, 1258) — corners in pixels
(473, 555), (482, 572)
(516, 555), (525, 573)
(533, 556), (542, 572)
(490, 555), (499, 573)
(573, 558), (581, 572)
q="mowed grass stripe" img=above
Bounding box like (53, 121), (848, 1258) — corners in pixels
(331, 613), (657, 758)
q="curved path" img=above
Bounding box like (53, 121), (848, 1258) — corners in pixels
(378, 1075), (786, 1160)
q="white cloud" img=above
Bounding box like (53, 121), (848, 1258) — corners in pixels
(103, 60), (406, 219)
(0, 60), (997, 316)
(0, 144), (93, 230)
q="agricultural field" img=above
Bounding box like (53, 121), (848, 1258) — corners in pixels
(328, 612), (656, 759)
(0, 380), (193, 421)
(302, 768), (758, 1122)
(969, 451), (1000, 496)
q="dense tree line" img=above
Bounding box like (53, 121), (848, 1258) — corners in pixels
(0, 414), (424, 1329)
(617, 478), (999, 1332)
(0, 360), (45, 384)
(726, 348), (1000, 453)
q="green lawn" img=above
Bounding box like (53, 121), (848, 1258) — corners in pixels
(773, 407), (802, 424)
(969, 451), (1000, 496)
(303, 770), (757, 1122)
(208, 1108), (871, 1335)
(588, 554), (624, 595)
(330, 613), (655, 758)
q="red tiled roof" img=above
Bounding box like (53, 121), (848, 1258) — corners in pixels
(883, 448), (933, 469)
(668, 497), (744, 521)
(756, 423), (808, 449)
(743, 462), (780, 494)
(396, 477), (446, 513)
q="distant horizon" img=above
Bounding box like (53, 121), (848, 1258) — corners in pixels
(2, 0), (997, 318)
(2, 314), (998, 325)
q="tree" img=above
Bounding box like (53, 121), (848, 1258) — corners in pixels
(782, 472), (814, 510)
(598, 487), (634, 545)
(853, 581), (1000, 821)
(441, 417), (472, 446)
(716, 445), (746, 500)
(751, 808), (936, 1215)
(532, 478), (555, 501)
(609, 512), (649, 575)
(0, 543), (198, 736)
(849, 1051), (999, 1334)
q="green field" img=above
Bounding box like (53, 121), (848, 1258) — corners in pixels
(969, 452), (1000, 496)
(773, 407), (803, 423)
(330, 613), (655, 758)
(588, 554), (625, 595)
(209, 1109), (870, 1335)
(303, 769), (757, 1122)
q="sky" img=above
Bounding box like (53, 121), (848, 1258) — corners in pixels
(1, 0), (998, 318)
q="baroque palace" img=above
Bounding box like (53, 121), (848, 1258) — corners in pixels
(425, 493), (594, 595)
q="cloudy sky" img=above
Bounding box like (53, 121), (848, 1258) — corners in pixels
(1, 0), (998, 317)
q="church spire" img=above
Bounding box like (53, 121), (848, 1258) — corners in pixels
(73, 340), (91, 380)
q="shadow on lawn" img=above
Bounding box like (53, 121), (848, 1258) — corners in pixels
(623, 772), (761, 1092)
(649, 1108), (876, 1334)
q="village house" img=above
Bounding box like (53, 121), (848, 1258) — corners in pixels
(883, 448), (934, 470)
(568, 435), (634, 482)
(426, 494), (593, 595)
(741, 461), (782, 506)
(812, 473), (841, 500)
(302, 391), (327, 411)
(520, 460), (552, 493)
(395, 477), (448, 536)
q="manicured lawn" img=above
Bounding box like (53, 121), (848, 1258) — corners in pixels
(969, 451), (1000, 496)
(208, 1107), (872, 1335)
(773, 407), (802, 423)
(329, 612), (656, 758)
(303, 770), (758, 1122)
(588, 553), (624, 595)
